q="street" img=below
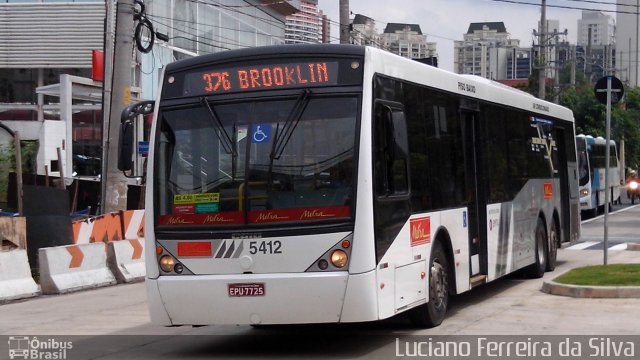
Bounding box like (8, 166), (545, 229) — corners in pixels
(1, 206), (639, 359)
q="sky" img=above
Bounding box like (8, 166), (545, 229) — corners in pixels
(317, 0), (618, 72)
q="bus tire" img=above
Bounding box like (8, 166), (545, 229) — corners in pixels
(546, 219), (558, 272)
(409, 241), (450, 328)
(527, 217), (548, 278)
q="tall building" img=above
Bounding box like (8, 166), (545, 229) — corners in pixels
(320, 12), (331, 44)
(454, 22), (520, 79)
(381, 23), (437, 60)
(578, 10), (615, 46)
(350, 14), (381, 47)
(506, 48), (533, 80)
(285, 0), (323, 44)
(616, 0), (639, 86)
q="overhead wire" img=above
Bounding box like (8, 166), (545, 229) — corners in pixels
(486, 0), (640, 15)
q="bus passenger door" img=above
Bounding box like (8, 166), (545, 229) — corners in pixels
(555, 127), (578, 243)
(460, 104), (488, 283)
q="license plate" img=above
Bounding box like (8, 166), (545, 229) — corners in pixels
(228, 283), (265, 297)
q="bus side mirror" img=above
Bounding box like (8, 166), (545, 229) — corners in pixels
(117, 100), (155, 172)
(391, 110), (409, 159)
(118, 120), (134, 171)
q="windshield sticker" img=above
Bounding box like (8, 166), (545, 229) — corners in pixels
(172, 193), (221, 215)
(174, 193), (220, 204)
(251, 124), (272, 143)
(196, 203), (219, 213)
(173, 204), (195, 215)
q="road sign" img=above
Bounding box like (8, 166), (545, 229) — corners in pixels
(594, 76), (624, 105)
(593, 75), (624, 265)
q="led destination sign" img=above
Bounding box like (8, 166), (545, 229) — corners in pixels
(183, 61), (340, 95)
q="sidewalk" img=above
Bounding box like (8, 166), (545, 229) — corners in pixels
(544, 208), (640, 298)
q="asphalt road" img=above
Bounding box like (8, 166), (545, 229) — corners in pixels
(1, 205), (639, 359)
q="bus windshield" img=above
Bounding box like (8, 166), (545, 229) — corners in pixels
(155, 95), (358, 227)
(576, 139), (589, 187)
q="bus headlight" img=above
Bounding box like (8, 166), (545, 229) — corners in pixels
(580, 189), (589, 197)
(330, 250), (348, 268)
(159, 255), (176, 272)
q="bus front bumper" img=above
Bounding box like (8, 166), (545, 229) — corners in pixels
(146, 272), (352, 326)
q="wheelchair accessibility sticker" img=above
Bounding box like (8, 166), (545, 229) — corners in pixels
(251, 124), (272, 143)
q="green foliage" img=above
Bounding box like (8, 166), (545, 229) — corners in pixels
(0, 141), (38, 206)
(559, 84), (640, 170)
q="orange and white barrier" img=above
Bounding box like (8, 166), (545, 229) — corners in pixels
(0, 250), (40, 301)
(38, 243), (116, 294)
(72, 210), (144, 244)
(107, 238), (145, 283)
(123, 210), (145, 240)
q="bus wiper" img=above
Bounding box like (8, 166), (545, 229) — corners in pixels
(270, 89), (311, 160)
(200, 97), (236, 156)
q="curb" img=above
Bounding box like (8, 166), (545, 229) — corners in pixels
(541, 280), (640, 298)
(627, 243), (640, 251)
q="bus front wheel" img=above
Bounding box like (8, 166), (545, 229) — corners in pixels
(409, 241), (450, 328)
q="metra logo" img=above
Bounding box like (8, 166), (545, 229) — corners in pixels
(410, 217), (431, 246)
(204, 214), (234, 223)
(166, 216), (194, 224)
(256, 212), (289, 221)
(544, 182), (553, 199)
(300, 209), (333, 219)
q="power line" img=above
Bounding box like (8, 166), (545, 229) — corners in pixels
(146, 13), (286, 40)
(486, 0), (640, 14)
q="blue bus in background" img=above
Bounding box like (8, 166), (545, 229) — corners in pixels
(576, 134), (621, 217)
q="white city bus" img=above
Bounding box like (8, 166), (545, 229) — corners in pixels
(119, 45), (580, 328)
(576, 134), (621, 217)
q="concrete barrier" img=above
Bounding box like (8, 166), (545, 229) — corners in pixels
(39, 243), (116, 294)
(0, 249), (40, 302)
(107, 239), (146, 283)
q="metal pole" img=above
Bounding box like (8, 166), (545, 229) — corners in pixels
(14, 131), (23, 216)
(604, 77), (612, 266)
(339, 0), (350, 44)
(538, 0), (547, 99)
(100, 0), (116, 214)
(102, 0), (136, 213)
(629, 0), (640, 86)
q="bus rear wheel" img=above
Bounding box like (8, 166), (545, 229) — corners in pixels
(546, 220), (558, 272)
(527, 217), (548, 278)
(409, 241), (450, 328)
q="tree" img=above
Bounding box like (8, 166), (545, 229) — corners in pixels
(559, 84), (640, 171)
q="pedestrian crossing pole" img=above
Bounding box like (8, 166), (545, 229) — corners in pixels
(595, 75), (624, 265)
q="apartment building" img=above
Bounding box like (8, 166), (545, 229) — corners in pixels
(454, 22), (520, 79)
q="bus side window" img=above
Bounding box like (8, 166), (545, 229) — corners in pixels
(374, 102), (409, 197)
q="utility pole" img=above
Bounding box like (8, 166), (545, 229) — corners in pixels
(538, 0), (547, 100)
(101, 0), (135, 213)
(339, 0), (350, 44)
(14, 131), (23, 216)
